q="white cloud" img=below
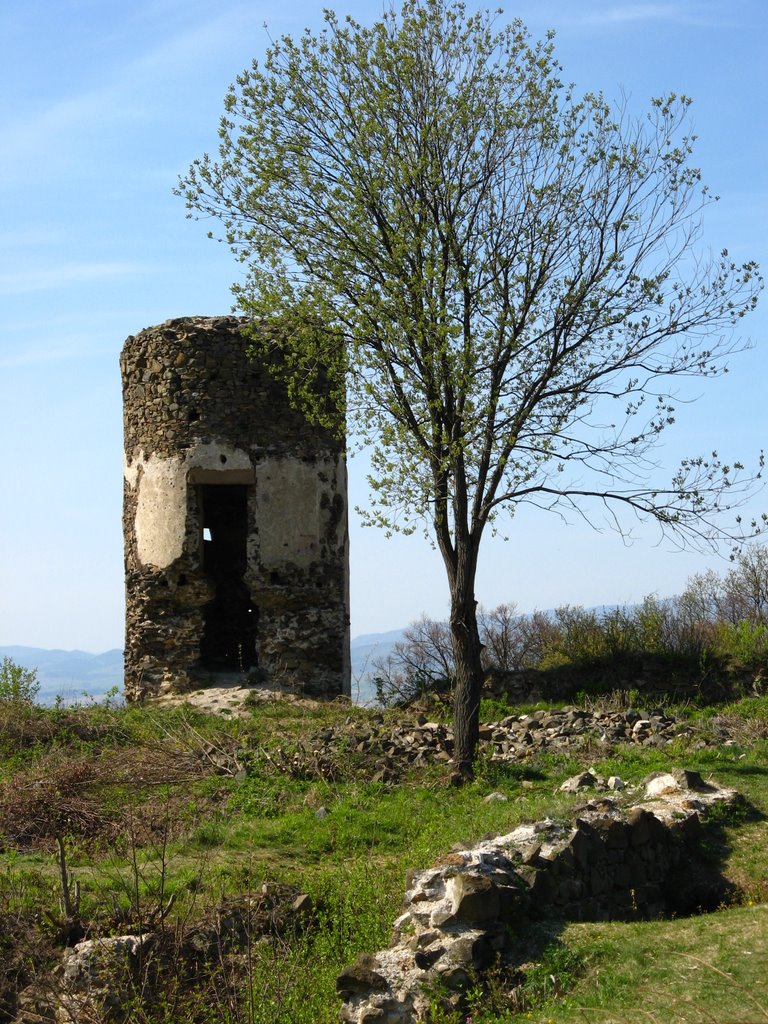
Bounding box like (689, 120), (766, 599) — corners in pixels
(0, 91), (127, 186)
(0, 226), (64, 248)
(0, 2), (267, 187)
(0, 343), (91, 369)
(0, 261), (145, 296)
(126, 4), (265, 79)
(590, 2), (724, 25)
(0, 324), (123, 368)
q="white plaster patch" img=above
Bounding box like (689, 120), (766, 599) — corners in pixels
(256, 457), (332, 568)
(133, 453), (187, 568)
(127, 441), (346, 586)
(126, 442), (257, 569)
(185, 441), (253, 479)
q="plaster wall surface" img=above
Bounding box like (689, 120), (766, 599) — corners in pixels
(258, 457), (327, 568)
(126, 443), (256, 569)
(128, 452), (186, 569)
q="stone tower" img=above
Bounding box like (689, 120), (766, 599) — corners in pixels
(121, 316), (350, 701)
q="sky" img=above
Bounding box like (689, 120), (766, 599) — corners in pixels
(0, 0), (766, 653)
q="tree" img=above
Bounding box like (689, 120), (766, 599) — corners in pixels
(372, 614), (454, 707)
(178, 0), (762, 778)
(682, 542), (768, 626)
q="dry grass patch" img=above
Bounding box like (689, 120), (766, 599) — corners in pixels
(0, 741), (230, 850)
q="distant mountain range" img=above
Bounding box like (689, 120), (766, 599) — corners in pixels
(2, 631), (406, 706)
(0, 646), (124, 704)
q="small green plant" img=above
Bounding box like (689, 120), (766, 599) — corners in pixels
(0, 656), (40, 704)
(518, 940), (587, 1005)
(479, 696), (515, 721)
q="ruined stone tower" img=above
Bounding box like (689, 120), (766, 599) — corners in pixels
(121, 316), (350, 701)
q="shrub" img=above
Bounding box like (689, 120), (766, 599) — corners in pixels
(0, 657), (40, 704)
(714, 620), (768, 668)
(374, 542), (768, 705)
(371, 615), (455, 706)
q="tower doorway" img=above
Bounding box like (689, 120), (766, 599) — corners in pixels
(199, 484), (257, 671)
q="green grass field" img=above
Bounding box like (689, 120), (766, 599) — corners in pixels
(0, 691), (766, 1023)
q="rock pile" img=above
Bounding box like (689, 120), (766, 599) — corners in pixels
(273, 706), (693, 783)
(337, 770), (738, 1024)
(476, 705), (684, 754)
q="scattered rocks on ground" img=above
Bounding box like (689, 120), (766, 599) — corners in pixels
(261, 706), (708, 782)
(146, 689), (737, 785)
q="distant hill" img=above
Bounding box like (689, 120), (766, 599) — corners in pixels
(350, 627), (405, 677)
(1, 632), (406, 706)
(350, 628), (406, 704)
(0, 646), (124, 704)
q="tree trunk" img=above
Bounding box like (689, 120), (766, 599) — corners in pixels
(449, 569), (484, 781)
(432, 465), (485, 781)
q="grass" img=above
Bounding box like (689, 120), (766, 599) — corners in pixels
(0, 691), (767, 1022)
(523, 905), (768, 1024)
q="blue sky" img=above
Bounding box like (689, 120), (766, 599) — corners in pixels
(1, 0), (766, 652)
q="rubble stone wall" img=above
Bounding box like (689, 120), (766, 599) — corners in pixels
(338, 771), (737, 1023)
(121, 316), (350, 701)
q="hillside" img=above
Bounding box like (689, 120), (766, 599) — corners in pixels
(0, 686), (766, 1022)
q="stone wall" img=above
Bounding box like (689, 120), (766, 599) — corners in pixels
(121, 316), (350, 701)
(337, 770), (738, 1023)
(483, 654), (749, 705)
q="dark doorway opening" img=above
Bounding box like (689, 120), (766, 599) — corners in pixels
(199, 484), (258, 671)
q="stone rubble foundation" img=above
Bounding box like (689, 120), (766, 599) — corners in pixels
(337, 769), (738, 1023)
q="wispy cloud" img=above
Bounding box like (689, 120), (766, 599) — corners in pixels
(525, 0), (732, 30)
(0, 261), (145, 296)
(0, 302), (161, 368)
(0, 320), (127, 369)
(586, 2), (725, 25)
(0, 2), (267, 188)
(0, 226), (64, 248)
(0, 342), (97, 370)
(126, 4), (266, 79)
(0, 90), (128, 186)
(595, 4), (686, 22)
